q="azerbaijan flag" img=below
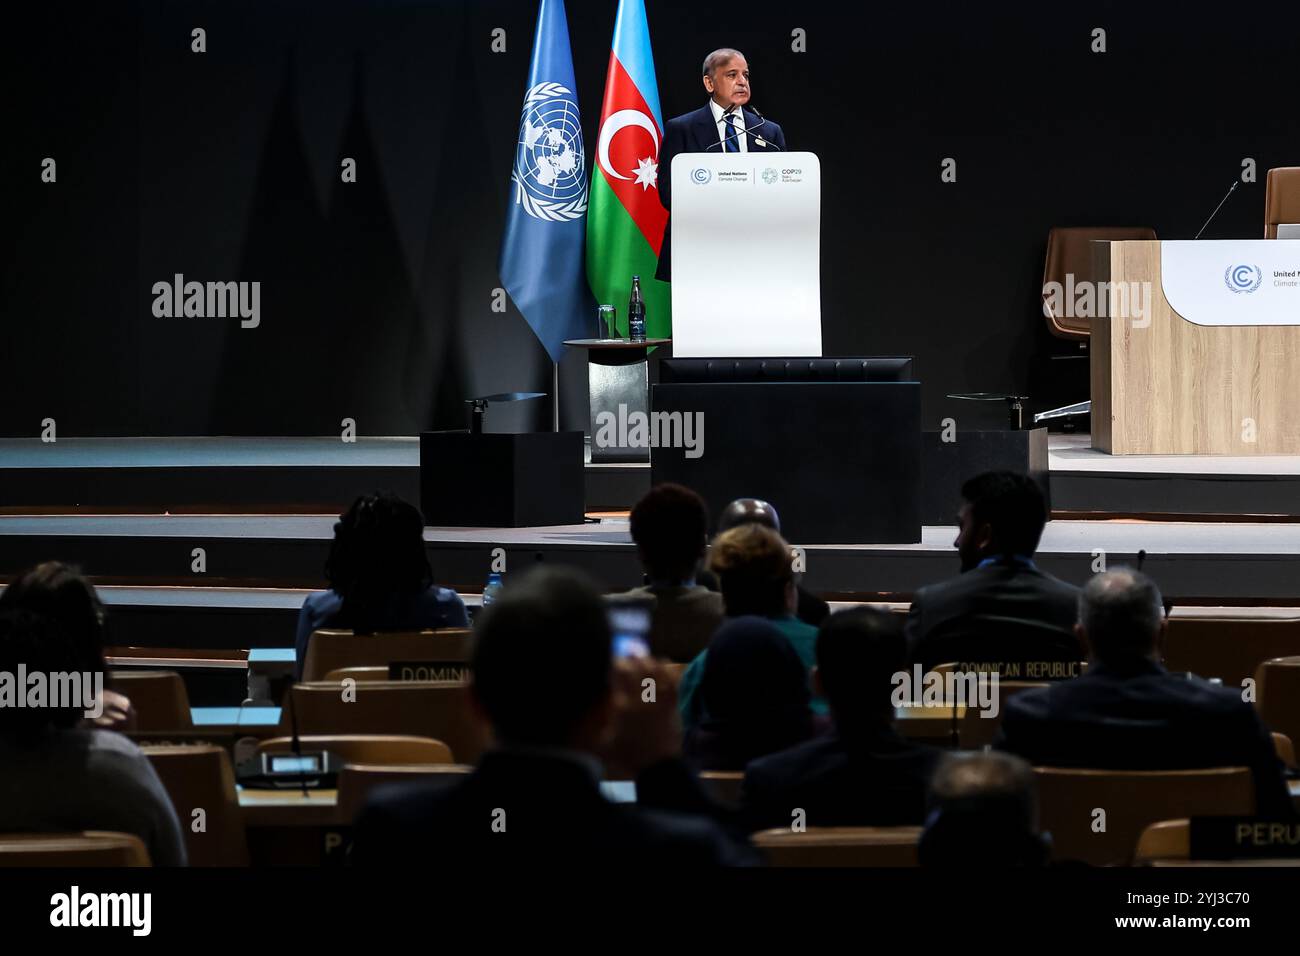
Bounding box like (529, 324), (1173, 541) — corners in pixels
(585, 0), (670, 339)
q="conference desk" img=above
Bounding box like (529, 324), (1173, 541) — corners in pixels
(235, 778), (1300, 865)
(190, 702), (960, 740)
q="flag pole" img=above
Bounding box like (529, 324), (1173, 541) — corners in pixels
(552, 361), (559, 432)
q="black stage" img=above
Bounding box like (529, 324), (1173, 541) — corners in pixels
(5, 435), (1300, 519)
(4, 436), (1300, 641)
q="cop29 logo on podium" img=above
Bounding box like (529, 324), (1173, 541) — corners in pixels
(1225, 264), (1263, 294)
(511, 82), (588, 222)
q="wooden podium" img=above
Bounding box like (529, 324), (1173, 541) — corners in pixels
(1093, 239), (1300, 455)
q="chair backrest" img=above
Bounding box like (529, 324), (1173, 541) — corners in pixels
(915, 618), (1085, 675)
(752, 827), (923, 867)
(1265, 167), (1300, 239)
(108, 670), (192, 731)
(0, 831), (151, 867)
(141, 744), (248, 866)
(336, 764), (472, 821)
(1041, 226), (1158, 340)
(1033, 766), (1254, 866)
(954, 680), (1048, 749)
(285, 681), (490, 765)
(1255, 657), (1300, 751)
(1271, 732), (1296, 770)
(1134, 819), (1191, 864)
(257, 734), (453, 766)
(1165, 617), (1300, 688)
(698, 771), (744, 806)
(323, 667), (393, 684)
(302, 628), (474, 683)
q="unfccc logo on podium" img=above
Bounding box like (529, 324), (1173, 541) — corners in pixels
(690, 167), (712, 184)
(1225, 264), (1263, 293)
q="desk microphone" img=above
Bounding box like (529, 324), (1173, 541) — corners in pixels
(1193, 180), (1240, 239)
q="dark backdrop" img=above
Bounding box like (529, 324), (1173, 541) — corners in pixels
(3, 0), (1296, 437)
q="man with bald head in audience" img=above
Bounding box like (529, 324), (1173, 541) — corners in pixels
(996, 568), (1293, 818)
(700, 497), (829, 626)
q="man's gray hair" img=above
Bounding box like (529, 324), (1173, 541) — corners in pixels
(1078, 567), (1164, 662)
(928, 751), (1037, 826)
(702, 48), (744, 77)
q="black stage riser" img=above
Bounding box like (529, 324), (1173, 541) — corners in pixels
(7, 462), (1300, 520)
(0, 467), (420, 514)
(5, 531), (1300, 606)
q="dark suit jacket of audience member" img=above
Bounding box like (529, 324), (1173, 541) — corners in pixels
(996, 660), (1295, 818)
(905, 561), (1081, 671)
(614, 584), (725, 662)
(740, 724), (943, 832)
(350, 750), (758, 866)
(695, 568), (830, 628)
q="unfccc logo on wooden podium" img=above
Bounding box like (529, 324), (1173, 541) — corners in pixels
(1224, 264), (1263, 293)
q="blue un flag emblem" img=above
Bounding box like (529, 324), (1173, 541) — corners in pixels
(511, 82), (588, 222)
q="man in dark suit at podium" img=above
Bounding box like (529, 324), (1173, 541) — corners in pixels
(655, 48), (787, 282)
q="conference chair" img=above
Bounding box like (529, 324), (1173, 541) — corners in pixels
(324, 666), (395, 683)
(284, 680), (490, 765)
(954, 680), (1048, 749)
(301, 628), (474, 683)
(142, 744), (249, 866)
(1255, 657), (1300, 752)
(752, 827), (923, 867)
(1042, 226), (1159, 341)
(1271, 732), (1297, 770)
(1264, 167), (1300, 238)
(337, 764), (472, 821)
(929, 664), (1072, 748)
(1037, 226), (1158, 425)
(1033, 767), (1254, 866)
(1165, 616), (1300, 688)
(1133, 819), (1191, 864)
(109, 670), (193, 731)
(698, 770), (744, 806)
(257, 734), (453, 767)
(0, 832), (151, 867)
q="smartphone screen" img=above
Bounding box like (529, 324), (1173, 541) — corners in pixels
(607, 604), (652, 659)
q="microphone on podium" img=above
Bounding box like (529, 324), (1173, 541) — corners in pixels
(1193, 180), (1240, 239)
(705, 104), (782, 151)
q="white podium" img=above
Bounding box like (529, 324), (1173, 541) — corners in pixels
(670, 152), (822, 357)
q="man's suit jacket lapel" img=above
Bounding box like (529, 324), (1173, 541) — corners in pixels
(689, 105), (717, 151)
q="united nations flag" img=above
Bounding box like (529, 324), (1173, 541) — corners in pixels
(499, 0), (594, 364)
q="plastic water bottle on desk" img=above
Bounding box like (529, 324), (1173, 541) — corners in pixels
(482, 572), (504, 608)
(627, 275), (646, 342)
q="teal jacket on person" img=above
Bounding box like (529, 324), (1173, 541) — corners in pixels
(677, 615), (826, 730)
